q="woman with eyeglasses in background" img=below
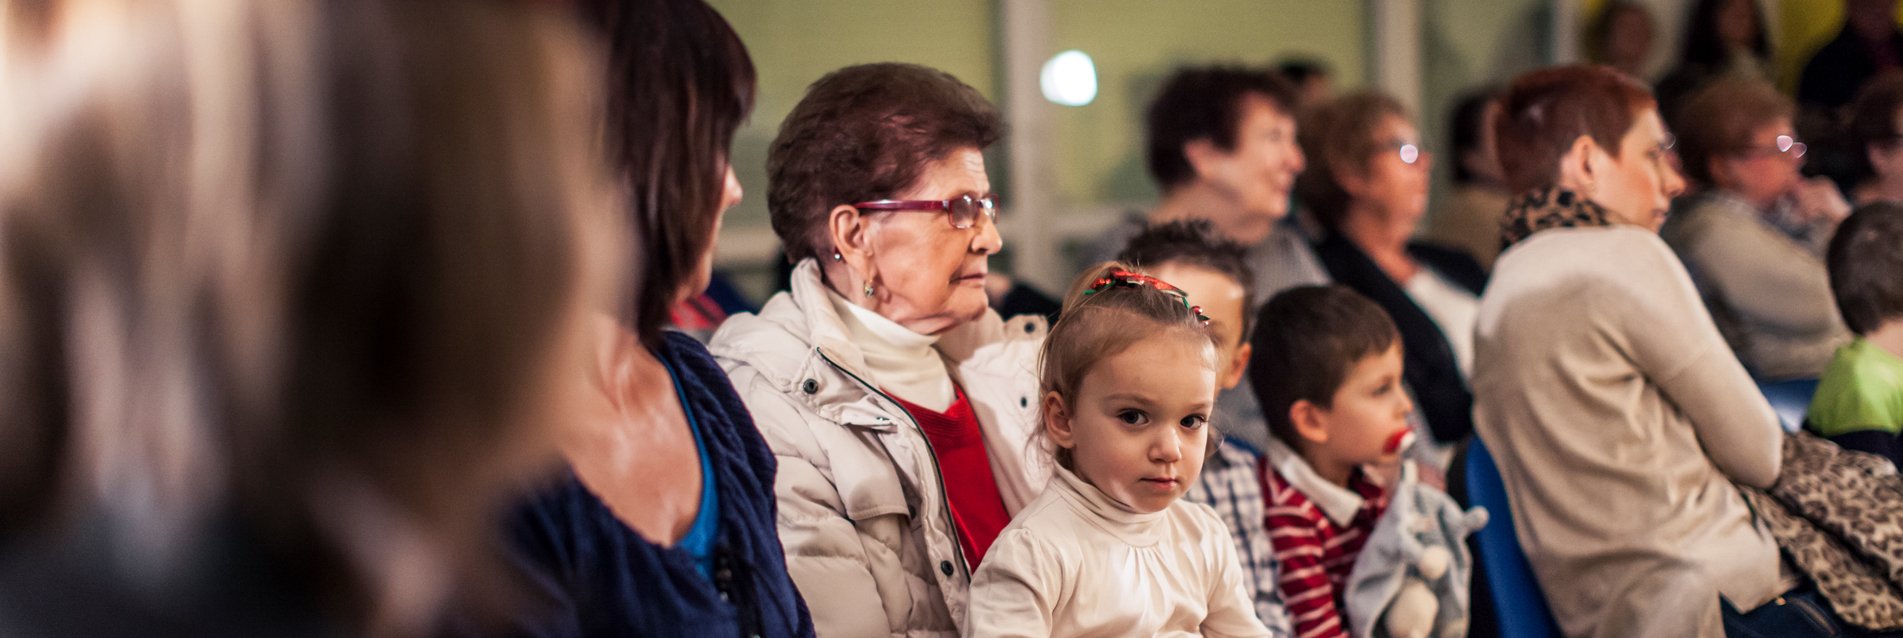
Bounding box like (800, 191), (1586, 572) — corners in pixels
(1662, 77), (1851, 381)
(708, 63), (1049, 636)
(1297, 91), (1487, 455)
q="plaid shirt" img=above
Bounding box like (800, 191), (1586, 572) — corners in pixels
(1185, 436), (1294, 636)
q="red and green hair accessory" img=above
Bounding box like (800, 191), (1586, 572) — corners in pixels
(1080, 268), (1211, 325)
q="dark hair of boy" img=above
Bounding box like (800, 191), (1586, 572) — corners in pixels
(1247, 285), (1401, 446)
(1116, 219), (1258, 338)
(1828, 202), (1903, 335)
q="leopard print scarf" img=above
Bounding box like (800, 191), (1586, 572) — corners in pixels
(1499, 186), (1611, 250)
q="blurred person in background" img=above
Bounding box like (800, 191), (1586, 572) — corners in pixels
(470, 0), (813, 636)
(1587, 0), (1660, 79)
(1662, 77), (1851, 381)
(710, 62), (1048, 637)
(1656, 0), (1774, 119)
(1275, 57), (1335, 111)
(0, 1), (618, 636)
(1846, 75), (1903, 204)
(1298, 91), (1486, 451)
(1800, 0), (1903, 115)
(1423, 88), (1512, 271)
(1084, 64), (1318, 458)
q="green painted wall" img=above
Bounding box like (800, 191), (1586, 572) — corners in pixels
(706, 0), (1372, 226)
(706, 0), (999, 231)
(1043, 0), (1368, 205)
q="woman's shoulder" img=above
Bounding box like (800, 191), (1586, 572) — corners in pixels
(707, 292), (818, 385)
(1497, 226), (1677, 276)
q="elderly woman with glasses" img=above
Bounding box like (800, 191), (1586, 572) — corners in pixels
(1662, 77), (1851, 380)
(709, 63), (1048, 637)
(1297, 91), (1487, 450)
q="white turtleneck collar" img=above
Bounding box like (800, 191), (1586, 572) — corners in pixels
(1051, 464), (1167, 547)
(826, 290), (956, 411)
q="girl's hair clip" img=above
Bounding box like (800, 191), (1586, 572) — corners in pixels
(1081, 268), (1210, 326)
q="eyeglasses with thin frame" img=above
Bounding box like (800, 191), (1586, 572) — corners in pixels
(1732, 134), (1807, 161)
(1377, 138), (1424, 165)
(851, 192), (1000, 230)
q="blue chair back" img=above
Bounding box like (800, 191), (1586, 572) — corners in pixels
(1758, 378), (1820, 433)
(1464, 439), (1562, 638)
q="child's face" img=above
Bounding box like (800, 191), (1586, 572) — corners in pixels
(1046, 333), (1217, 513)
(1304, 343), (1413, 471)
(1148, 263), (1249, 390)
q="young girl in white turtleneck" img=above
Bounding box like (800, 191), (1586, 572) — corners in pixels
(964, 264), (1273, 638)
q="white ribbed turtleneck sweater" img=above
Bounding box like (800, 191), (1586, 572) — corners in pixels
(826, 291), (956, 411)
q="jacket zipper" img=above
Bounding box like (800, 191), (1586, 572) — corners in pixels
(816, 351), (972, 579)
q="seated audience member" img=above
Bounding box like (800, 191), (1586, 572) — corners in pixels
(1655, 0), (1774, 119)
(1586, 0), (1659, 79)
(1663, 78), (1852, 380)
(477, 1), (812, 636)
(1086, 65), (1317, 456)
(710, 62), (1047, 637)
(0, 1), (617, 635)
(964, 264), (1274, 637)
(1298, 92), (1486, 446)
(1117, 221), (1292, 632)
(1252, 285), (1468, 638)
(1423, 88), (1512, 271)
(1848, 76), (1903, 205)
(1476, 64), (1872, 637)
(1276, 57), (1335, 111)
(1800, 0), (1903, 115)
(1807, 203), (1903, 466)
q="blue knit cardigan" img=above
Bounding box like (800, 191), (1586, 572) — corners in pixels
(490, 331), (813, 638)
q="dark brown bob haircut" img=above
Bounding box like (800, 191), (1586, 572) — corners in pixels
(1494, 65), (1656, 195)
(767, 63), (1003, 264)
(580, 0), (756, 347)
(1247, 285), (1400, 447)
(1144, 65), (1298, 189)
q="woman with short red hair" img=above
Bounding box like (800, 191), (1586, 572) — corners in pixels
(1470, 65), (1843, 637)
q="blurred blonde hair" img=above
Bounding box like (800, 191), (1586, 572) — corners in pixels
(0, 0), (620, 632)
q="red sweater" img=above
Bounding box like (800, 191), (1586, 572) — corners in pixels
(889, 387), (1011, 570)
(1263, 459), (1389, 638)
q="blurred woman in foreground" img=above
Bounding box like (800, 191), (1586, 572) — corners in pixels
(476, 0), (813, 635)
(0, 1), (618, 635)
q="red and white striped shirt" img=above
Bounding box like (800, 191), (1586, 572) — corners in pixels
(1261, 441), (1389, 638)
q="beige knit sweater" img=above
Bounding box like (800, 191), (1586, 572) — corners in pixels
(1473, 225), (1786, 638)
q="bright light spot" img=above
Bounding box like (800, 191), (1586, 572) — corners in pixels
(1399, 144), (1420, 165)
(1040, 50), (1097, 107)
(1777, 135), (1794, 152)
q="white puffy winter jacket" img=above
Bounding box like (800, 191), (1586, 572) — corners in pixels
(709, 259), (1050, 637)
